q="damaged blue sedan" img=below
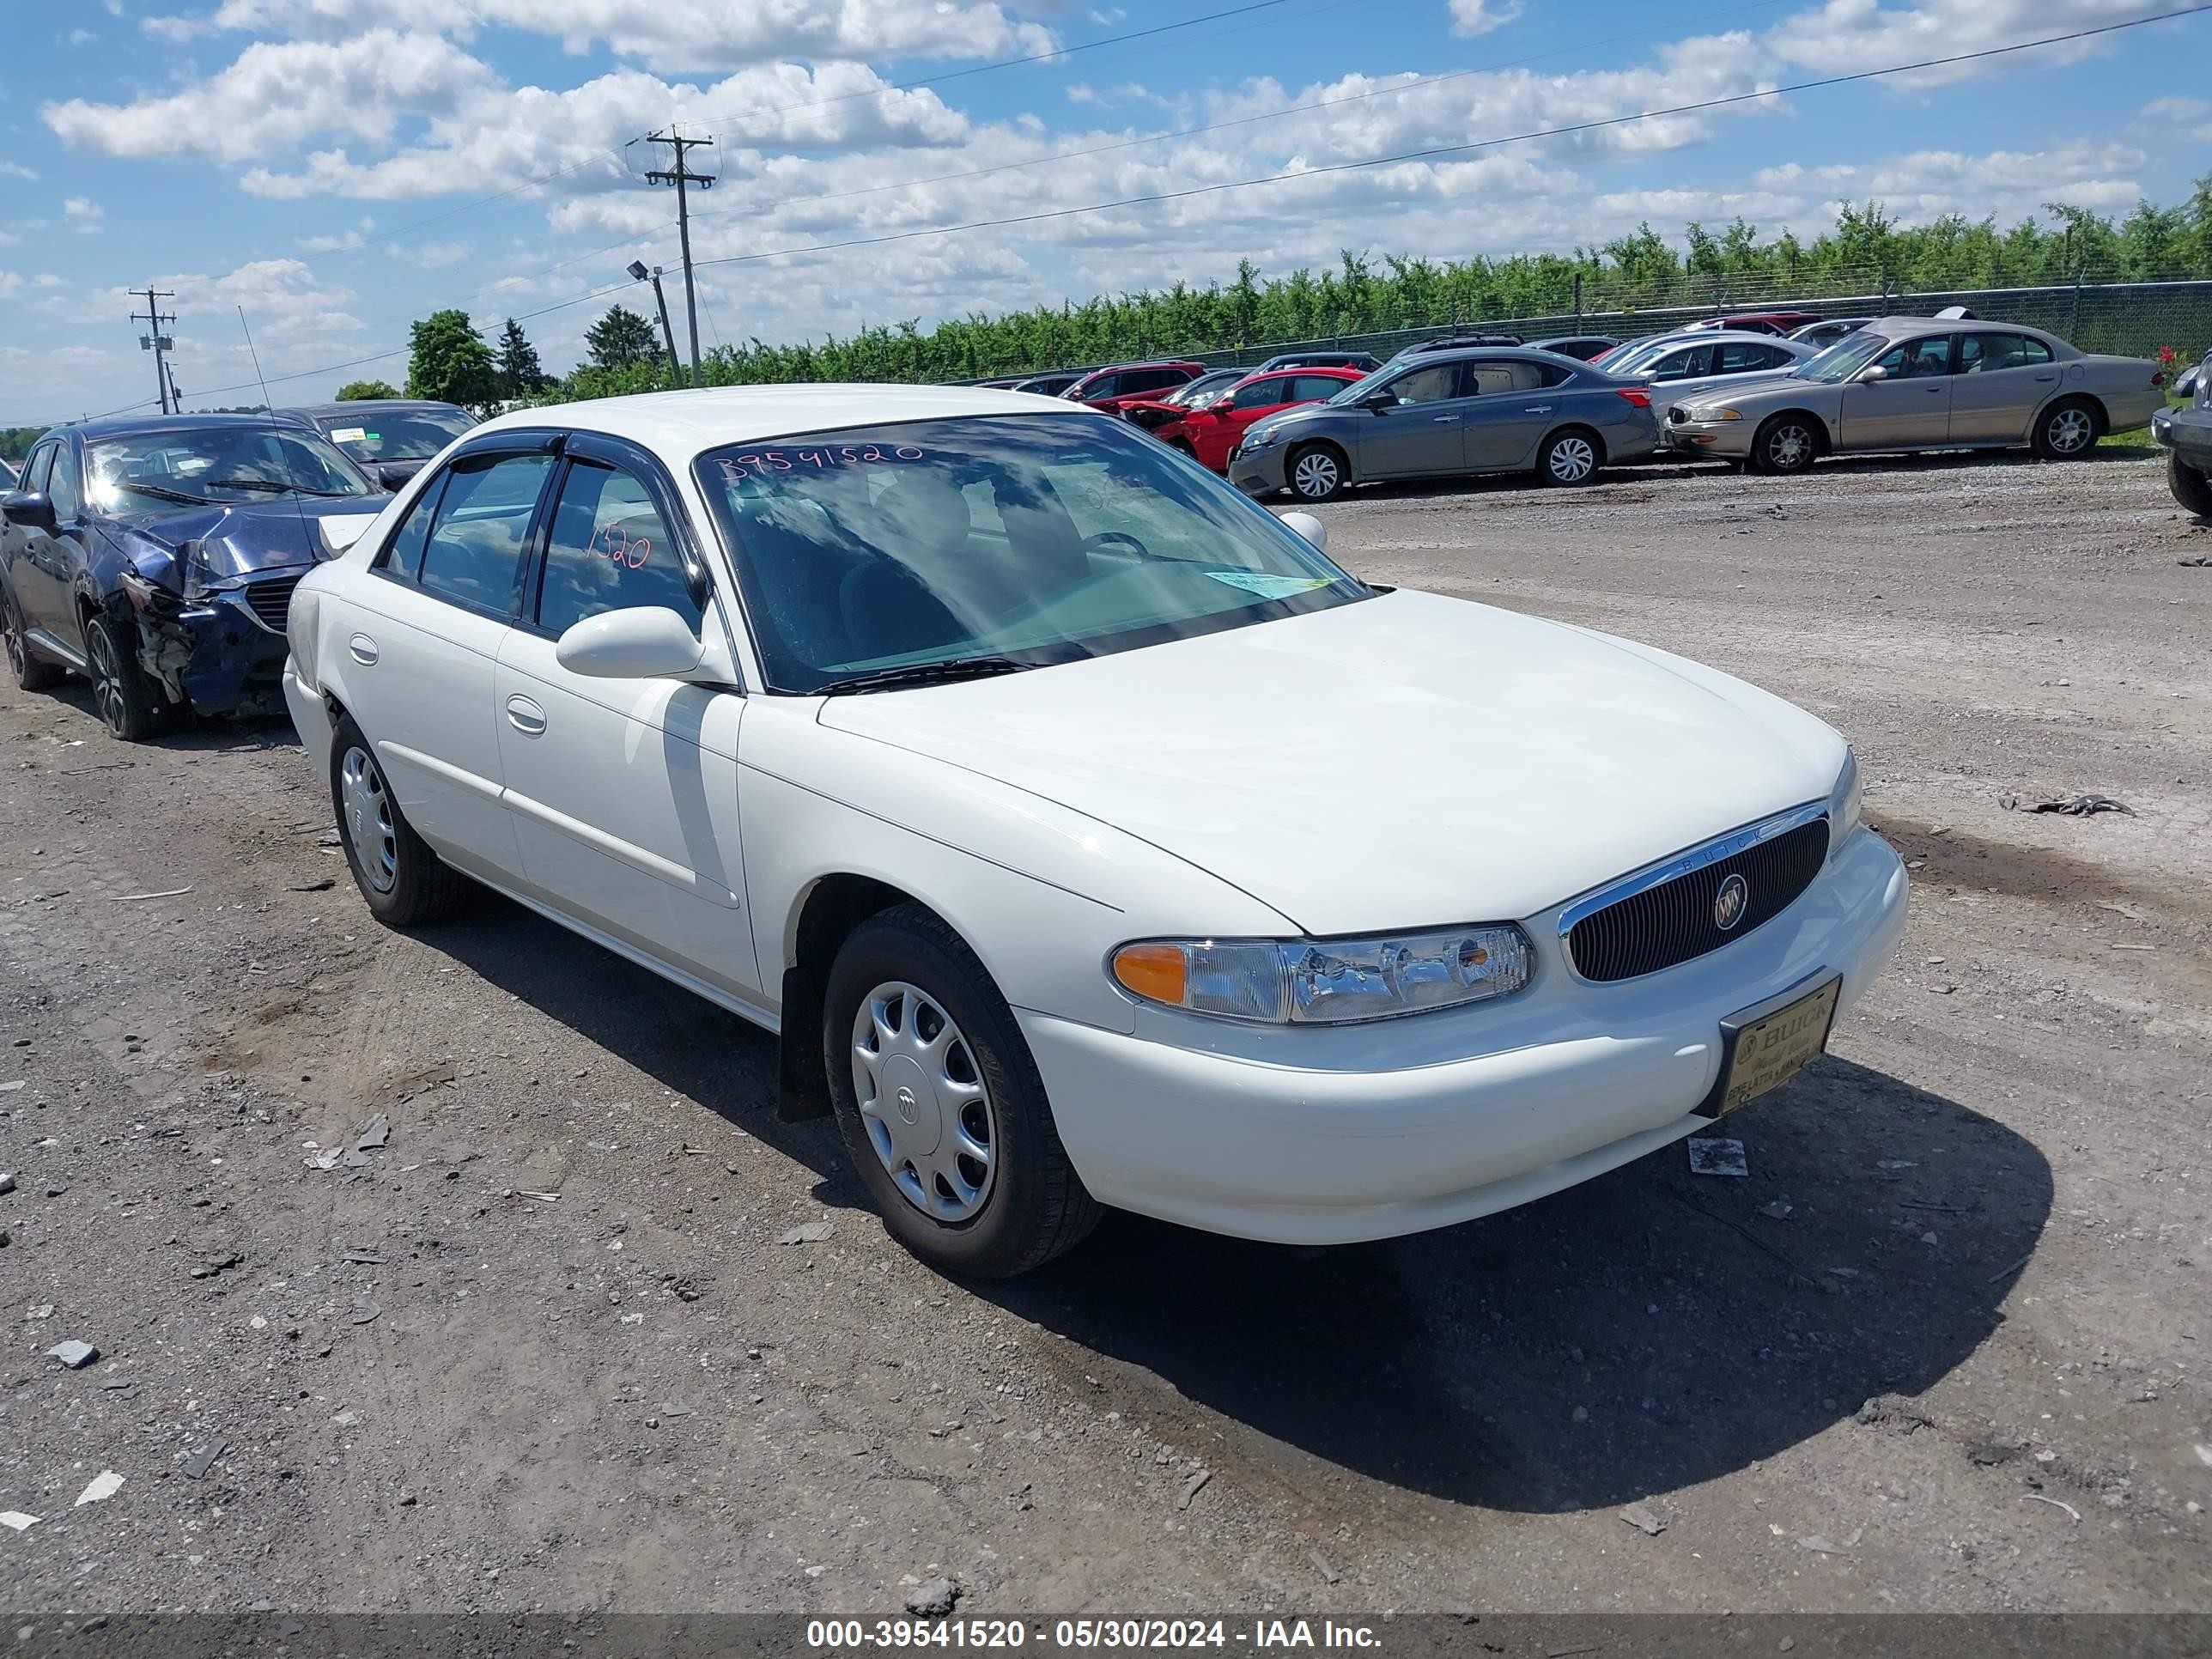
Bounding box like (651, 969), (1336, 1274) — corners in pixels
(1, 415), (388, 740)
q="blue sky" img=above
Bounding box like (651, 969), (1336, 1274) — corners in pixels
(3, 0), (2209, 425)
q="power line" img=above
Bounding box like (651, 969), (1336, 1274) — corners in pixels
(688, 7), (2211, 276)
(641, 126), (715, 386)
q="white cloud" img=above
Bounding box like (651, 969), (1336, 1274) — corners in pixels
(43, 30), (494, 161)
(2139, 95), (2210, 119)
(64, 198), (106, 233)
(66, 27), (95, 44)
(0, 161), (37, 180)
(1770, 0), (2204, 88)
(1449, 0), (1522, 35)
(176, 0), (1055, 73)
(0, 272), (23, 300)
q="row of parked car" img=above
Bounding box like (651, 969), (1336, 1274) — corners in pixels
(994, 310), (2178, 502)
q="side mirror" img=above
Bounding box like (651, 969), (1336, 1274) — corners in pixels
(1210, 395), (1236, 412)
(374, 464), (415, 491)
(1279, 510), (1328, 552)
(555, 606), (703, 680)
(1855, 363), (1889, 385)
(1, 492), (58, 532)
(1359, 392), (1398, 412)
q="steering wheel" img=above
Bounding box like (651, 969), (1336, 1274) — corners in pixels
(1083, 530), (1151, 560)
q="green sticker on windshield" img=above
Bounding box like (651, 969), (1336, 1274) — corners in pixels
(1204, 570), (1330, 599)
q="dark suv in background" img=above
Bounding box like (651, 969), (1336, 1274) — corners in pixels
(274, 399), (477, 489)
(1060, 361), (1204, 414)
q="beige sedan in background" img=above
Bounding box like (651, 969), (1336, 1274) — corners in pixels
(1665, 316), (2168, 474)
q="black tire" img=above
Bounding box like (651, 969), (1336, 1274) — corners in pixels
(2172, 452), (2212, 518)
(823, 902), (1102, 1279)
(327, 714), (471, 927)
(2033, 397), (2100, 461)
(1749, 412), (1822, 476)
(3, 581), (64, 692)
(83, 610), (168, 742)
(1536, 426), (1602, 487)
(1285, 441), (1349, 503)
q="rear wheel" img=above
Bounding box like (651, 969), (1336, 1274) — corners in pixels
(1536, 427), (1601, 487)
(3, 583), (64, 692)
(1286, 441), (1348, 502)
(2172, 452), (2212, 518)
(2034, 398), (2100, 460)
(84, 611), (167, 741)
(823, 903), (1101, 1278)
(328, 714), (471, 927)
(1749, 412), (1821, 476)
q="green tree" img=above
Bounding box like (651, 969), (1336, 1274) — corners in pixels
(585, 305), (662, 373)
(335, 379), (400, 400)
(405, 310), (499, 409)
(495, 318), (546, 396)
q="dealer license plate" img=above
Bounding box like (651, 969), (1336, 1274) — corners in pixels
(1711, 976), (1842, 1116)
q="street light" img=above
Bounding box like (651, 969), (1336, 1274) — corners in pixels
(627, 260), (683, 383)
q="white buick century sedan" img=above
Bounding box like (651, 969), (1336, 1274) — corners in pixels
(283, 386), (1907, 1277)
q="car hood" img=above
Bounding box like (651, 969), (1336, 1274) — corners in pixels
(1678, 375), (1841, 418)
(817, 588), (1844, 934)
(1648, 368), (1802, 407)
(119, 495), (390, 585)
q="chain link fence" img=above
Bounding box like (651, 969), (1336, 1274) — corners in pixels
(1170, 275), (2212, 374)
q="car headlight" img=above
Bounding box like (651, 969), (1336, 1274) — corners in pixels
(1828, 748), (1862, 854)
(1243, 424), (1282, 449)
(1110, 925), (1534, 1024)
(1704, 407), (1744, 422)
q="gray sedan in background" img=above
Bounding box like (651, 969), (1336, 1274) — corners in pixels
(1618, 330), (1819, 424)
(1665, 317), (2168, 474)
(1227, 348), (1658, 501)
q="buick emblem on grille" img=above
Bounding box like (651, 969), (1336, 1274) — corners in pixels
(1713, 872), (1750, 932)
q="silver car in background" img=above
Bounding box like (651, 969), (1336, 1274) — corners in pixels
(1615, 330), (1819, 425)
(1227, 348), (1659, 501)
(1665, 317), (2168, 475)
(1790, 316), (1878, 351)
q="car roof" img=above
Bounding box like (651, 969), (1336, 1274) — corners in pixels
(1649, 330), (1814, 349)
(66, 411), (326, 443)
(468, 384), (1091, 453)
(281, 400), (469, 419)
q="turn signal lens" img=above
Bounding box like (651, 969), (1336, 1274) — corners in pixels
(1110, 943), (1188, 1006)
(1110, 926), (1534, 1024)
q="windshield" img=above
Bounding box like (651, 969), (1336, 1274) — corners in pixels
(694, 414), (1368, 694)
(1792, 331), (1893, 384)
(1166, 372), (1240, 407)
(315, 407), (475, 462)
(87, 427), (376, 516)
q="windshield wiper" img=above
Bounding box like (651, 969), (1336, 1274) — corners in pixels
(816, 656), (1033, 696)
(114, 481), (215, 507)
(200, 477), (350, 497)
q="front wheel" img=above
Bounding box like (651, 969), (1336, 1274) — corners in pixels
(84, 611), (168, 742)
(823, 904), (1101, 1278)
(1749, 413), (1821, 476)
(2034, 398), (2100, 460)
(328, 715), (471, 927)
(1285, 442), (1348, 502)
(2172, 452), (2212, 518)
(1536, 428), (1601, 487)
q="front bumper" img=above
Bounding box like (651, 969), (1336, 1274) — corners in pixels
(1227, 441), (1291, 497)
(2152, 405), (2212, 469)
(1665, 415), (1753, 459)
(138, 580), (298, 716)
(1020, 824), (1908, 1246)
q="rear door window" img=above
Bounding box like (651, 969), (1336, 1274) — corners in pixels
(415, 452), (553, 614)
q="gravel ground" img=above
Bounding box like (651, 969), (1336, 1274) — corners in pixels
(1, 447), (2208, 1618)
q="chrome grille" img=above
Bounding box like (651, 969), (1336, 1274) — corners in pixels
(1563, 811), (1829, 983)
(242, 574), (302, 635)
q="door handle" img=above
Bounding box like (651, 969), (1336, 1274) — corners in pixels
(1522, 404), (1553, 413)
(347, 634), (379, 665)
(505, 695), (547, 736)
(2033, 374), (2057, 382)
(1431, 415), (1462, 423)
(1926, 386), (1945, 394)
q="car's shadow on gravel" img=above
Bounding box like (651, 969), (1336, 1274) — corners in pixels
(986, 1054), (2051, 1514)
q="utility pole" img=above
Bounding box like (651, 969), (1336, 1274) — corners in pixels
(627, 260), (684, 384)
(131, 285), (177, 415)
(642, 127), (714, 388)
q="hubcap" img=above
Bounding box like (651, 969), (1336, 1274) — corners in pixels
(339, 745), (399, 894)
(3, 594), (24, 678)
(851, 981), (997, 1223)
(1769, 425), (1810, 469)
(1292, 452), (1339, 498)
(87, 625), (128, 735)
(1549, 435), (1595, 483)
(2050, 408), (2092, 454)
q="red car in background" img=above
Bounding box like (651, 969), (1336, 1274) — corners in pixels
(1152, 366), (1365, 471)
(1061, 360), (1206, 413)
(1680, 311), (1824, 337)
